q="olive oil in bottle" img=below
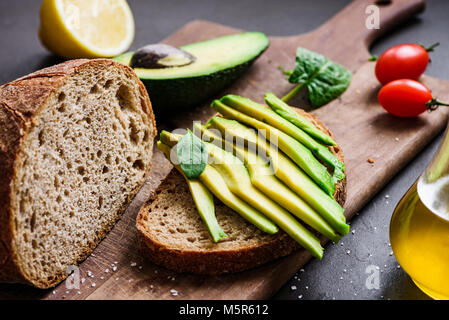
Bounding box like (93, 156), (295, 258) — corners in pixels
(390, 176), (449, 300)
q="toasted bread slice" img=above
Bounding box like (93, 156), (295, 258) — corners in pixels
(137, 110), (345, 275)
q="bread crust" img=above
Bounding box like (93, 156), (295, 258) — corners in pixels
(0, 59), (156, 288)
(137, 109), (345, 275)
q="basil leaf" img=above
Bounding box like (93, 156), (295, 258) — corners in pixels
(288, 47), (351, 108)
(177, 129), (208, 179)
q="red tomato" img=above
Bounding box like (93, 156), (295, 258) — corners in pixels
(378, 79), (433, 117)
(375, 43), (436, 85)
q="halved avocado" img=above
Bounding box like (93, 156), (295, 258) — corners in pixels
(113, 32), (269, 113)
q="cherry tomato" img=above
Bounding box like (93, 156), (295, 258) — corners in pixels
(378, 79), (434, 117)
(375, 43), (438, 85)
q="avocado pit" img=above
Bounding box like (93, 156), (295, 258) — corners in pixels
(130, 44), (196, 69)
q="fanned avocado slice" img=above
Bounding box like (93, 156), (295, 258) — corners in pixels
(113, 32), (269, 113)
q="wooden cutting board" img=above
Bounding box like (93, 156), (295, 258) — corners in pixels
(2, 0), (449, 300)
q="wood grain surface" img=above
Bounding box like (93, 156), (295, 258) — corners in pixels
(3, 0), (448, 300)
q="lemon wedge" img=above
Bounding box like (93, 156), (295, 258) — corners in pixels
(39, 0), (135, 58)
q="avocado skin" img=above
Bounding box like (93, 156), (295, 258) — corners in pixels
(140, 59), (260, 115)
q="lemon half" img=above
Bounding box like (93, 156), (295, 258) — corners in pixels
(39, 0), (135, 58)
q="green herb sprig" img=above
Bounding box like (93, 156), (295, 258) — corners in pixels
(177, 129), (208, 179)
(282, 47), (352, 108)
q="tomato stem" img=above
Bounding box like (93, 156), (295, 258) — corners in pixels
(423, 42), (440, 52)
(426, 98), (449, 111)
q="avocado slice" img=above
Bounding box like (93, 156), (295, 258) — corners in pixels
(161, 130), (323, 258)
(196, 122), (341, 243)
(206, 117), (349, 236)
(114, 32), (269, 113)
(220, 94), (345, 184)
(159, 132), (278, 235)
(264, 92), (336, 146)
(211, 100), (335, 196)
(157, 141), (227, 242)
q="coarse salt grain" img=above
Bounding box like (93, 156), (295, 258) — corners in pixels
(130, 262), (137, 267)
(291, 285), (297, 291)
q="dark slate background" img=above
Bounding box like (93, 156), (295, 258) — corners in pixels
(1, 0), (448, 300)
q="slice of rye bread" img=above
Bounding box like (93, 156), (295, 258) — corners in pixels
(137, 109), (346, 275)
(0, 59), (156, 288)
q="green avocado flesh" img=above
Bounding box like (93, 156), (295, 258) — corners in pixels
(196, 122), (341, 243)
(204, 140), (323, 259)
(204, 117), (349, 236)
(220, 94), (345, 185)
(211, 100), (336, 196)
(113, 32), (269, 113)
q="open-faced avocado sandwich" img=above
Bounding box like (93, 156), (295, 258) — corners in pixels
(137, 93), (348, 275)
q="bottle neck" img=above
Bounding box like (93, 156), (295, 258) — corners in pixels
(423, 122), (449, 183)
